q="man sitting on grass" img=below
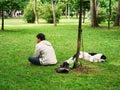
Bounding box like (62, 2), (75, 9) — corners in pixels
(28, 33), (57, 65)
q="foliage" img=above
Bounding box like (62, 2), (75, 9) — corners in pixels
(99, 0), (119, 23)
(111, 1), (118, 22)
(97, 8), (107, 24)
(0, 19), (120, 89)
(23, 1), (35, 23)
(39, 3), (63, 23)
(0, 0), (29, 17)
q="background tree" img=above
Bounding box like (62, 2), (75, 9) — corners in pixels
(0, 0), (29, 30)
(51, 0), (57, 26)
(4, 0), (29, 17)
(114, 0), (120, 26)
(24, 1), (35, 23)
(90, 0), (99, 27)
(82, 0), (90, 23)
(75, 0), (82, 68)
(108, 0), (112, 29)
(34, 0), (39, 24)
(39, 1), (62, 23)
(0, 0), (5, 30)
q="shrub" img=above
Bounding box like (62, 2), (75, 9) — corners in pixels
(97, 8), (107, 24)
(23, 1), (35, 23)
(70, 12), (74, 17)
(39, 3), (62, 23)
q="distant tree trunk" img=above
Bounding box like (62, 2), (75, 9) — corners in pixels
(65, 5), (68, 18)
(51, 0), (57, 26)
(68, 4), (70, 19)
(96, 0), (98, 15)
(75, 0), (82, 68)
(114, 1), (120, 26)
(90, 0), (99, 27)
(75, 10), (79, 19)
(108, 0), (111, 29)
(1, 9), (4, 31)
(34, 0), (39, 24)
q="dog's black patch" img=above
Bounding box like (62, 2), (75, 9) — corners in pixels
(101, 55), (107, 59)
(88, 53), (97, 56)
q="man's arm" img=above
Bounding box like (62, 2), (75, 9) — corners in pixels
(34, 44), (40, 58)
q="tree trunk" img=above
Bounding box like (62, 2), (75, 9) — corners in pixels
(51, 0), (57, 26)
(108, 0), (111, 29)
(96, 0), (98, 15)
(68, 4), (70, 19)
(34, 0), (39, 24)
(1, 9), (4, 31)
(65, 5), (68, 18)
(74, 0), (82, 68)
(90, 0), (99, 27)
(114, 1), (120, 26)
(75, 10), (79, 19)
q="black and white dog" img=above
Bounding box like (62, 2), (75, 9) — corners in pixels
(56, 51), (107, 73)
(79, 51), (107, 62)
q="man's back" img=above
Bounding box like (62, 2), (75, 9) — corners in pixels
(35, 40), (57, 65)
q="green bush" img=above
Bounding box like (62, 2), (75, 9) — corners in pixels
(97, 8), (107, 24)
(39, 3), (62, 23)
(24, 1), (35, 23)
(70, 12), (74, 17)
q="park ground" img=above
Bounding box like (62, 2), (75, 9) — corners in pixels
(0, 18), (120, 90)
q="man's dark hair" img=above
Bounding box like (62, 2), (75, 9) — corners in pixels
(36, 33), (46, 40)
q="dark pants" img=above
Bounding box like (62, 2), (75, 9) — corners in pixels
(28, 57), (41, 65)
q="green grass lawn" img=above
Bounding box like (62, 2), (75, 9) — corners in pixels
(0, 19), (120, 90)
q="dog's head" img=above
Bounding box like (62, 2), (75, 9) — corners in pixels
(100, 55), (106, 62)
(91, 54), (107, 62)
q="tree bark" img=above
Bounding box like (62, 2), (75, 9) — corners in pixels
(34, 0), (39, 24)
(90, 0), (99, 27)
(51, 0), (57, 26)
(75, 0), (82, 68)
(114, 1), (120, 26)
(96, 0), (98, 15)
(1, 9), (4, 31)
(108, 0), (111, 29)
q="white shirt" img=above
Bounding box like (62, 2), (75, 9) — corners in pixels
(34, 40), (57, 65)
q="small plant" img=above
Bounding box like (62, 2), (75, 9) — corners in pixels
(23, 1), (35, 23)
(97, 8), (107, 24)
(39, 3), (62, 23)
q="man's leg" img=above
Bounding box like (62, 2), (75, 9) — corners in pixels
(28, 57), (40, 65)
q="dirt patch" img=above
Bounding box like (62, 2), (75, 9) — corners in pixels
(70, 66), (90, 74)
(70, 62), (104, 75)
